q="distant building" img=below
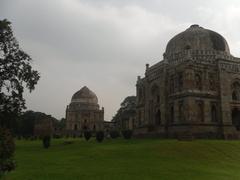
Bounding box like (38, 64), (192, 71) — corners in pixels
(135, 25), (240, 139)
(112, 96), (136, 130)
(65, 86), (104, 135)
(104, 121), (116, 132)
(34, 117), (54, 137)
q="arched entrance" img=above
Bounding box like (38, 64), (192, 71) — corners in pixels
(74, 124), (78, 130)
(82, 125), (88, 130)
(232, 108), (240, 131)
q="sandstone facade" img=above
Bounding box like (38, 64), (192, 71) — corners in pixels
(135, 25), (240, 139)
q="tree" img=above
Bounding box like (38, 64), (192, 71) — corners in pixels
(111, 96), (136, 130)
(0, 127), (15, 177)
(0, 19), (40, 176)
(109, 130), (120, 139)
(0, 19), (40, 128)
(42, 135), (51, 149)
(121, 130), (133, 139)
(84, 131), (92, 141)
(96, 131), (104, 142)
(16, 111), (53, 138)
(55, 118), (66, 131)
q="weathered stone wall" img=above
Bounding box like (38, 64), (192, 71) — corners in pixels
(66, 108), (104, 132)
(135, 54), (240, 139)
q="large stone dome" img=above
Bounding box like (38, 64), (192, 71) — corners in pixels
(165, 24), (230, 55)
(71, 86), (98, 104)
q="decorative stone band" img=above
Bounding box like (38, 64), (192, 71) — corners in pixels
(68, 102), (100, 111)
(166, 50), (233, 65)
(219, 62), (240, 73)
(71, 98), (97, 103)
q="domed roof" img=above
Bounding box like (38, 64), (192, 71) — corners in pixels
(71, 86), (98, 104)
(165, 24), (230, 55)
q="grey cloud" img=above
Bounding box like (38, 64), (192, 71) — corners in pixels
(1, 0), (240, 120)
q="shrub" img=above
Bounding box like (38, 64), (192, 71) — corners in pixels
(30, 136), (37, 141)
(147, 125), (155, 132)
(63, 141), (74, 145)
(84, 131), (92, 141)
(53, 134), (61, 139)
(42, 135), (51, 149)
(110, 130), (120, 139)
(0, 127), (16, 177)
(96, 131), (104, 142)
(122, 130), (133, 139)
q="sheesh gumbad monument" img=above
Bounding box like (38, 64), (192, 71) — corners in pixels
(135, 24), (240, 139)
(65, 86), (104, 135)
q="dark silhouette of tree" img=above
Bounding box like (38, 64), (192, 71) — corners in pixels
(0, 127), (15, 177)
(112, 96), (136, 130)
(16, 111), (55, 138)
(0, 19), (40, 128)
(0, 19), (40, 176)
(57, 118), (66, 130)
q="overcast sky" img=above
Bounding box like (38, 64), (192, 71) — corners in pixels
(1, 0), (240, 120)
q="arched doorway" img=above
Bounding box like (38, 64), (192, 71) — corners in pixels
(232, 108), (240, 131)
(82, 125), (88, 130)
(211, 105), (217, 122)
(74, 124), (78, 130)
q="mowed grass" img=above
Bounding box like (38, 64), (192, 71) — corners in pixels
(5, 138), (240, 180)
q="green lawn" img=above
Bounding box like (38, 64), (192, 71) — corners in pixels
(4, 138), (240, 180)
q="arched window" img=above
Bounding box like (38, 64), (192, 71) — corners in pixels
(232, 91), (238, 100)
(232, 108), (240, 131)
(179, 101), (184, 122)
(185, 45), (191, 50)
(151, 84), (160, 104)
(138, 87), (143, 101)
(170, 76), (174, 93)
(155, 109), (161, 125)
(195, 73), (202, 90)
(208, 73), (215, 91)
(178, 72), (183, 91)
(232, 82), (240, 101)
(138, 111), (142, 126)
(157, 95), (160, 103)
(170, 105), (174, 123)
(196, 101), (204, 122)
(211, 104), (217, 122)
